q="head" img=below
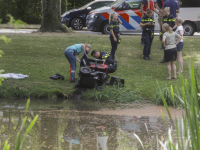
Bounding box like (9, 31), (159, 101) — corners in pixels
(175, 17), (184, 25)
(109, 13), (118, 22)
(146, 9), (153, 17)
(85, 44), (91, 54)
(163, 7), (170, 16)
(91, 50), (100, 58)
(162, 23), (173, 33)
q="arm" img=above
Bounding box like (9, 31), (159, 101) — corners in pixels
(155, 3), (163, 14)
(102, 59), (106, 65)
(178, 29), (183, 37)
(117, 18), (122, 25)
(75, 56), (81, 63)
(175, 34), (181, 45)
(176, 9), (180, 13)
(140, 4), (145, 17)
(140, 22), (151, 27)
(162, 38), (166, 47)
(82, 44), (86, 52)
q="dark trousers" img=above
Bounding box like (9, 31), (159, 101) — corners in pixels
(143, 31), (154, 56)
(110, 34), (118, 59)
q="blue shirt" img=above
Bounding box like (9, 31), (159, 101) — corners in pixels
(164, 0), (180, 17)
(67, 44), (84, 54)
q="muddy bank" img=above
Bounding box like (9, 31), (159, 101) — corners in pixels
(89, 103), (183, 119)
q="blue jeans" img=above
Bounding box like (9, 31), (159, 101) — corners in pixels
(64, 48), (76, 81)
(143, 31), (154, 56)
(177, 42), (183, 51)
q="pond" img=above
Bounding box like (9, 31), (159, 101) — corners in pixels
(0, 99), (182, 150)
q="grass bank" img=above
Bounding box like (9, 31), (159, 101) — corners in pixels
(0, 31), (199, 101)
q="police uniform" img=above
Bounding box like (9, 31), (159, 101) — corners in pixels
(109, 20), (120, 60)
(141, 15), (155, 59)
(162, 14), (175, 29)
(99, 52), (117, 73)
(160, 14), (175, 62)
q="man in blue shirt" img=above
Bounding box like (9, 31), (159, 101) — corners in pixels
(164, 0), (180, 17)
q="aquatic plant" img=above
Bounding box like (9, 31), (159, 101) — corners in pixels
(2, 99), (38, 150)
(134, 59), (200, 150)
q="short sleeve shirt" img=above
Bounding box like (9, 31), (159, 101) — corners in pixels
(109, 20), (120, 34)
(175, 25), (183, 42)
(163, 32), (179, 50)
(67, 44), (83, 54)
(164, 0), (180, 17)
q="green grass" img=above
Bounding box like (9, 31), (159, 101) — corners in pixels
(0, 31), (199, 101)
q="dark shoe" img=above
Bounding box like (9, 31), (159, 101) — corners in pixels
(160, 47), (164, 50)
(147, 56), (152, 59)
(143, 56), (149, 60)
(160, 60), (166, 63)
(69, 78), (77, 83)
(50, 75), (60, 80)
(56, 73), (64, 80)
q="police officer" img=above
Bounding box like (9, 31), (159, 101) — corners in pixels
(91, 50), (117, 73)
(140, 9), (155, 60)
(160, 7), (176, 63)
(109, 13), (122, 60)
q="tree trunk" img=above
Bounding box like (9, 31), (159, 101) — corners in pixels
(40, 0), (67, 32)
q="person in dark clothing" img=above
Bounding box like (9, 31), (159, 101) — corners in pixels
(109, 13), (122, 60)
(160, 7), (176, 63)
(163, 0), (180, 18)
(140, 9), (155, 60)
(91, 50), (117, 73)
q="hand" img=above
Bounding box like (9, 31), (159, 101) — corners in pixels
(159, 13), (162, 17)
(147, 22), (151, 26)
(114, 37), (117, 42)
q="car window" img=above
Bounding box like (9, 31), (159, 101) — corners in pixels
(90, 1), (113, 10)
(116, 0), (142, 10)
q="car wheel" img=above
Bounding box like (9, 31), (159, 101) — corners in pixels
(101, 21), (110, 34)
(183, 22), (195, 36)
(71, 18), (83, 30)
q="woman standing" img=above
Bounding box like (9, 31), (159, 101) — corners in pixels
(175, 17), (184, 74)
(109, 13), (122, 59)
(140, 9), (155, 60)
(64, 44), (91, 82)
(162, 23), (181, 80)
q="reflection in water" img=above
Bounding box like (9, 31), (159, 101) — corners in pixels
(0, 100), (174, 150)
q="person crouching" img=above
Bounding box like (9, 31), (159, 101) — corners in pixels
(64, 44), (91, 82)
(140, 9), (155, 60)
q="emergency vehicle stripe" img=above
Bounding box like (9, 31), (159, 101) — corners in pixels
(100, 15), (107, 20)
(130, 16), (141, 24)
(118, 16), (135, 30)
(102, 12), (110, 20)
(115, 10), (129, 23)
(132, 10), (142, 18)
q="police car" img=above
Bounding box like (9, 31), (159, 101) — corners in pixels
(61, 0), (115, 30)
(86, 0), (200, 35)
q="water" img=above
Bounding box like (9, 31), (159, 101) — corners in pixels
(0, 99), (182, 150)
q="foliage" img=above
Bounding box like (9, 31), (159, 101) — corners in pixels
(2, 99), (39, 150)
(85, 83), (143, 103)
(0, 0), (91, 24)
(135, 59), (200, 150)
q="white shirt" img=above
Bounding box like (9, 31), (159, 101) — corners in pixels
(175, 25), (183, 42)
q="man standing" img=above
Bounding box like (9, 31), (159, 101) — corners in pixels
(163, 0), (180, 18)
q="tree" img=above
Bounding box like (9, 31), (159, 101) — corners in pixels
(40, 0), (67, 32)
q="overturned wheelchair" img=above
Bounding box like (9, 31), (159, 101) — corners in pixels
(75, 54), (123, 90)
